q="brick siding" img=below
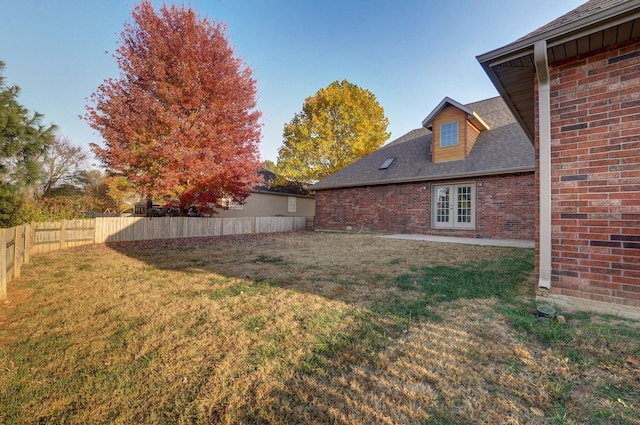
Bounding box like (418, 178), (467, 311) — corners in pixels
(546, 39), (640, 307)
(315, 172), (535, 240)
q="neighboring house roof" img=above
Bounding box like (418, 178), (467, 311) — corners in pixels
(311, 97), (534, 191)
(477, 0), (640, 141)
(254, 169), (313, 197)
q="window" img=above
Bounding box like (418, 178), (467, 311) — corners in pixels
(432, 183), (475, 229)
(440, 121), (459, 148)
(379, 157), (395, 169)
(435, 187), (450, 224)
(288, 196), (296, 213)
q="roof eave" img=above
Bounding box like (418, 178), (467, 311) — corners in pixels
(478, 60), (535, 142)
(422, 97), (474, 129)
(469, 112), (490, 131)
(311, 165), (535, 191)
(477, 1), (640, 66)
(477, 2), (640, 144)
(250, 190), (315, 198)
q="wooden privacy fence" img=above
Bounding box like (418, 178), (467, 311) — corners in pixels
(1, 216), (310, 300)
(0, 224), (29, 301)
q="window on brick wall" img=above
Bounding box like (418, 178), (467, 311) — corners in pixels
(432, 183), (475, 229)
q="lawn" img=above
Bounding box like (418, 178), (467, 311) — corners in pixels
(1, 231), (639, 424)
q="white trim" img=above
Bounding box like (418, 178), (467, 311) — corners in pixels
(535, 40), (552, 290)
(422, 97), (470, 128)
(287, 196), (297, 213)
(432, 182), (476, 230)
(433, 185), (453, 229)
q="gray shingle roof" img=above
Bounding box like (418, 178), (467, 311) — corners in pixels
(516, 0), (633, 42)
(311, 97), (534, 191)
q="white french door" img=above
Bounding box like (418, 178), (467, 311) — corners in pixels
(433, 183), (475, 229)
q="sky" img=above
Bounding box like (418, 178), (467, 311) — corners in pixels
(1, 0), (586, 165)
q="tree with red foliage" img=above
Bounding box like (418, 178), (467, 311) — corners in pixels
(85, 1), (261, 213)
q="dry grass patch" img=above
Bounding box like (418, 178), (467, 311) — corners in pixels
(1, 231), (639, 424)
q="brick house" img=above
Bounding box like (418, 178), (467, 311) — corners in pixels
(312, 96), (537, 240)
(478, 0), (640, 318)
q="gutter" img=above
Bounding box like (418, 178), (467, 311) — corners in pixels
(477, 2), (640, 143)
(310, 165), (535, 191)
(534, 40), (552, 290)
(476, 1), (640, 66)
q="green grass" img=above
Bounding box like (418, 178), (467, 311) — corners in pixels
(395, 248), (532, 302)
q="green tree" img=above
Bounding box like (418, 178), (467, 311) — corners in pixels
(0, 60), (57, 226)
(105, 175), (141, 213)
(262, 159), (277, 173)
(276, 79), (390, 184)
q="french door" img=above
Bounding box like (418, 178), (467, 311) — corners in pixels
(433, 183), (475, 229)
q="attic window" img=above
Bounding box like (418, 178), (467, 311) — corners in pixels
(379, 157), (395, 170)
(440, 121), (459, 147)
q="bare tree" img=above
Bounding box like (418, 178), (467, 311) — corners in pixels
(39, 136), (87, 198)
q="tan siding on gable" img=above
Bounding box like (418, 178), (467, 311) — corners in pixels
(432, 106), (467, 163)
(466, 122), (481, 156)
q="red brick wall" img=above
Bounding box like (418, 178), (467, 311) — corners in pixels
(315, 172), (535, 240)
(547, 40), (640, 307)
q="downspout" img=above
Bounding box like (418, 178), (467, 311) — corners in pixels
(534, 40), (552, 289)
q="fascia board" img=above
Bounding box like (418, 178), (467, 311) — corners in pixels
(311, 165), (535, 191)
(477, 1), (640, 66)
(421, 97), (473, 129)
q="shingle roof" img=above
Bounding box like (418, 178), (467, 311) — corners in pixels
(516, 0), (633, 42)
(311, 97), (534, 191)
(477, 0), (640, 141)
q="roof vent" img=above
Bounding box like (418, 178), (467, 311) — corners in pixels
(379, 157), (395, 170)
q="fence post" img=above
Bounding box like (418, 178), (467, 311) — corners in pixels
(24, 223), (31, 264)
(59, 220), (66, 251)
(0, 228), (7, 301)
(14, 225), (24, 279)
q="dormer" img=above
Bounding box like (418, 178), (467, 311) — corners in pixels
(422, 97), (490, 163)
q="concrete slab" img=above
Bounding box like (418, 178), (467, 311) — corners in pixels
(380, 234), (534, 248)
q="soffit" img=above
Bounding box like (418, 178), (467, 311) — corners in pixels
(478, 3), (640, 142)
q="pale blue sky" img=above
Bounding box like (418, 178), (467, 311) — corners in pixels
(1, 0), (585, 164)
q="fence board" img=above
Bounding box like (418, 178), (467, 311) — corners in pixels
(1, 215), (309, 301)
(5, 227), (15, 280)
(1, 228), (7, 300)
(31, 220), (96, 254)
(14, 226), (24, 278)
(222, 217), (253, 235)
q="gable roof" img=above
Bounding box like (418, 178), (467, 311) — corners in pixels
(477, 0), (640, 141)
(311, 97), (534, 191)
(422, 96), (490, 131)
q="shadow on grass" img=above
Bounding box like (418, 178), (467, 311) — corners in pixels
(8, 233), (640, 423)
(6, 233), (640, 423)
(90, 234), (547, 423)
